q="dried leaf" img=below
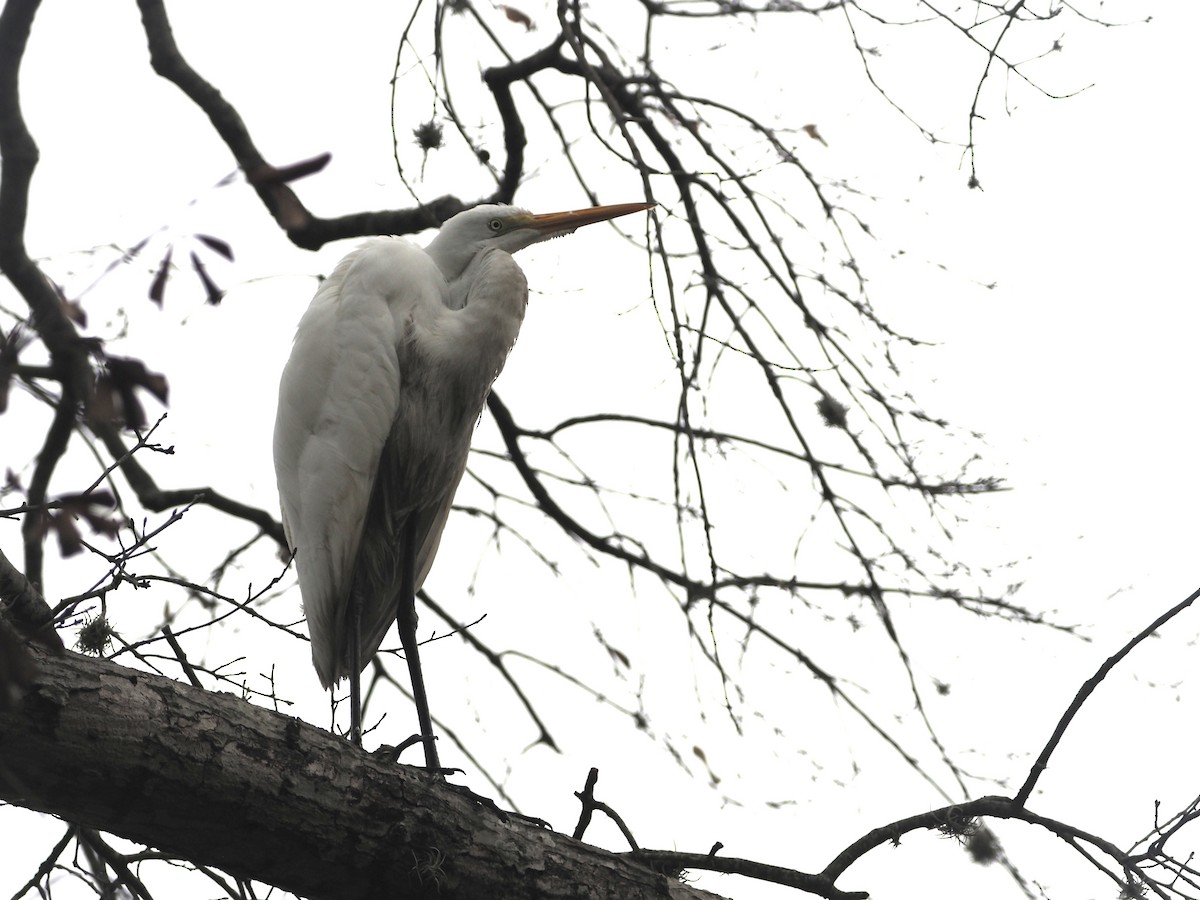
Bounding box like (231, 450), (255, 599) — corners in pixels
(190, 251), (224, 305)
(35, 492), (123, 551)
(607, 645), (630, 669)
(58, 490), (122, 540)
(499, 4), (535, 30)
(126, 236), (150, 258)
(57, 490), (116, 513)
(87, 378), (118, 427)
(52, 512), (84, 557)
(82, 509), (124, 539)
(693, 745), (720, 784)
(149, 247), (172, 307)
(106, 357), (169, 404)
(118, 390), (147, 431)
(195, 233), (234, 261)
(802, 123), (828, 147)
(91, 356), (169, 430)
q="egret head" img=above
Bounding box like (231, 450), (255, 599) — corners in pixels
(426, 201), (654, 275)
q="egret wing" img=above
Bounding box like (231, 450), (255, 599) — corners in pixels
(274, 239), (443, 687)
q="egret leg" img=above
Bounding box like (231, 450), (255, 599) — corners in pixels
(397, 524), (441, 772)
(349, 588), (363, 747)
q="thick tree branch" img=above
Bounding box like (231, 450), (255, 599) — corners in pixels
(134, 0), (469, 249)
(0, 547), (63, 652)
(481, 38), (572, 201)
(0, 647), (727, 900)
(0, 0), (95, 591)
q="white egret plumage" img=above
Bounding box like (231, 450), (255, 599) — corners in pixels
(273, 201), (653, 769)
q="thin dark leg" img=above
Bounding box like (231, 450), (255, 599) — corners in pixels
(397, 524), (441, 772)
(349, 588), (363, 746)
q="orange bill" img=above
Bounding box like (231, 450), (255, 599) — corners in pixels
(527, 201), (655, 235)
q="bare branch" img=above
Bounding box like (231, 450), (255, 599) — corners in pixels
(1014, 585), (1200, 807)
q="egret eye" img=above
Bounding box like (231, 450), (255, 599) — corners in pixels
(487, 218), (504, 233)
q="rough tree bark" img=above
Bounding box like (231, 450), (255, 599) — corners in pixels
(0, 648), (729, 900)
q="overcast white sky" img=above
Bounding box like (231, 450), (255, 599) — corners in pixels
(3, 2), (1199, 899)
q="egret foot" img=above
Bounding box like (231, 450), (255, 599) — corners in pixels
(378, 734), (458, 777)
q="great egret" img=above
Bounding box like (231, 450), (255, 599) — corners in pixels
(273, 201), (653, 769)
